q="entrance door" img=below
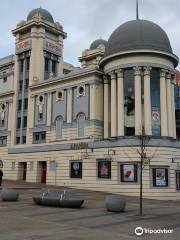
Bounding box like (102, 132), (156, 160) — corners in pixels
(22, 162), (27, 181)
(18, 162), (27, 181)
(176, 171), (180, 190)
(40, 161), (47, 184)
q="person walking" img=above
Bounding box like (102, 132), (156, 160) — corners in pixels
(0, 169), (3, 186)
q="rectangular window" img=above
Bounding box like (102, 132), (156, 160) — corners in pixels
(16, 137), (20, 144)
(26, 58), (30, 71)
(70, 161), (82, 178)
(52, 60), (56, 74)
(23, 116), (27, 128)
(19, 80), (23, 91)
(120, 164), (138, 182)
(20, 60), (24, 73)
(39, 113), (43, 120)
(22, 136), (26, 144)
(45, 58), (49, 72)
(152, 168), (168, 187)
(17, 117), (21, 129)
(25, 79), (29, 89)
(41, 132), (46, 140)
(18, 100), (22, 111)
(0, 118), (5, 127)
(0, 137), (7, 146)
(97, 160), (111, 179)
(24, 98), (28, 110)
(35, 134), (39, 141)
(176, 171), (180, 190)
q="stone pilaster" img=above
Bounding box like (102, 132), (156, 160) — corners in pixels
(110, 71), (117, 137)
(134, 66), (142, 135)
(116, 69), (124, 136)
(143, 67), (152, 135)
(166, 73), (173, 137)
(160, 69), (168, 137)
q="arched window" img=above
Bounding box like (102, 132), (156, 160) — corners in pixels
(77, 113), (85, 137)
(55, 116), (63, 139)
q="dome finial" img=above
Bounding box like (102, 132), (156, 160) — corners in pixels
(136, 0), (139, 20)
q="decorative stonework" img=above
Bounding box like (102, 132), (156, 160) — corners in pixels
(36, 95), (44, 114)
(143, 67), (152, 76)
(160, 69), (167, 78)
(133, 66), (142, 76)
(116, 69), (124, 78)
(108, 71), (116, 80)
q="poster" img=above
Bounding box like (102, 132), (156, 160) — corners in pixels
(122, 164), (136, 182)
(155, 168), (167, 186)
(71, 162), (82, 178)
(152, 107), (160, 136)
(98, 161), (111, 179)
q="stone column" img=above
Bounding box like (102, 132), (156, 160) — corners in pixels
(166, 73), (173, 137)
(143, 67), (152, 135)
(67, 88), (72, 124)
(171, 75), (176, 139)
(104, 76), (109, 138)
(134, 67), (142, 135)
(110, 71), (117, 137)
(116, 69), (124, 136)
(47, 93), (52, 126)
(160, 69), (168, 137)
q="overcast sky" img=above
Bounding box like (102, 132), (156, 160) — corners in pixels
(0, 0), (180, 69)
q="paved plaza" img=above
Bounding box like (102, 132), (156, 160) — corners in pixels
(0, 181), (179, 240)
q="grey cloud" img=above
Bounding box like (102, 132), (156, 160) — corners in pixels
(0, 0), (179, 68)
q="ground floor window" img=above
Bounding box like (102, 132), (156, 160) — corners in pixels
(0, 136), (7, 146)
(70, 161), (82, 178)
(97, 160), (111, 179)
(176, 171), (180, 190)
(152, 168), (168, 187)
(120, 164), (138, 182)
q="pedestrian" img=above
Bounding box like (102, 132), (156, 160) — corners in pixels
(0, 169), (3, 186)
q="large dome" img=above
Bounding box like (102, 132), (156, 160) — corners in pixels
(27, 8), (54, 23)
(106, 19), (173, 56)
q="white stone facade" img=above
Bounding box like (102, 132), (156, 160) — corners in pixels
(0, 8), (180, 200)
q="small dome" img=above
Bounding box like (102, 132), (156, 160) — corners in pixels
(106, 19), (173, 56)
(27, 8), (54, 23)
(90, 39), (107, 50)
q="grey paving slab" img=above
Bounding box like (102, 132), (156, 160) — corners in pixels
(0, 181), (179, 240)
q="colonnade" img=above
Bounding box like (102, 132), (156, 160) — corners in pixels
(103, 67), (176, 139)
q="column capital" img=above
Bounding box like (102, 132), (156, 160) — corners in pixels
(166, 72), (171, 80)
(143, 66), (152, 76)
(133, 66), (142, 76)
(108, 71), (116, 80)
(103, 75), (109, 84)
(171, 74), (176, 84)
(160, 69), (167, 78)
(115, 69), (124, 78)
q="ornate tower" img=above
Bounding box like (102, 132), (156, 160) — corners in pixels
(11, 8), (67, 145)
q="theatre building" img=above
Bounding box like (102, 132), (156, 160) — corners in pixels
(0, 8), (180, 200)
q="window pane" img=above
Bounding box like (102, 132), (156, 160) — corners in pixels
(124, 69), (135, 136)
